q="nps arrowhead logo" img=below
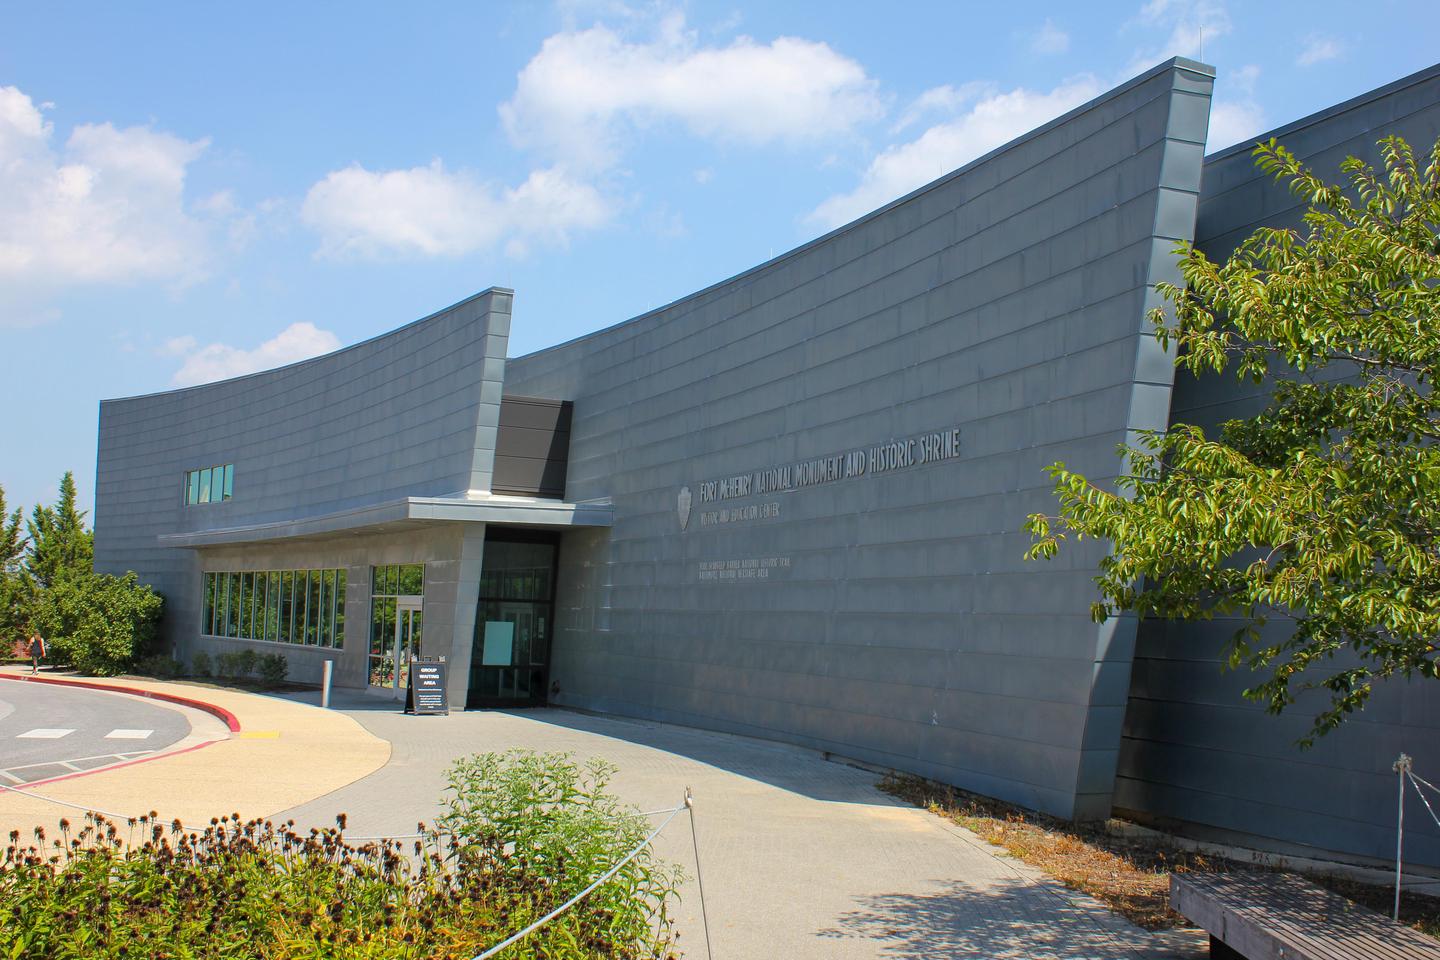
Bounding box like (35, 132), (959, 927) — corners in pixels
(677, 485), (692, 530)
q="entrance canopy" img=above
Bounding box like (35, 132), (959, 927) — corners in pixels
(157, 493), (612, 549)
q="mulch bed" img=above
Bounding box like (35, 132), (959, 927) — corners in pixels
(880, 773), (1440, 936)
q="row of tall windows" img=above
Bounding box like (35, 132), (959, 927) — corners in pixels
(202, 569), (346, 647)
(184, 464), (234, 505)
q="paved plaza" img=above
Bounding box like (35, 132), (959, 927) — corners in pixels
(1, 672), (1206, 958)
(279, 691), (1205, 960)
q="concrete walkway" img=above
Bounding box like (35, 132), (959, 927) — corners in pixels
(279, 693), (1204, 960)
(0, 668), (389, 840)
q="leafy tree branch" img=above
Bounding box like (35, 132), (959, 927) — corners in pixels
(1026, 134), (1440, 745)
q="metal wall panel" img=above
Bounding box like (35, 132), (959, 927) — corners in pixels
(505, 60), (1214, 819)
(1116, 63), (1440, 866)
(492, 397), (572, 498)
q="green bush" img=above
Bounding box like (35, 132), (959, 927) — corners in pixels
(190, 651), (212, 677)
(258, 653), (288, 687)
(215, 651), (244, 678)
(235, 648), (259, 678)
(133, 654), (183, 678)
(439, 750), (681, 955)
(0, 751), (680, 959)
(30, 572), (163, 675)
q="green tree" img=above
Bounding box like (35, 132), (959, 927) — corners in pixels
(1026, 135), (1440, 744)
(0, 484), (28, 646)
(32, 572), (163, 675)
(26, 471), (93, 590)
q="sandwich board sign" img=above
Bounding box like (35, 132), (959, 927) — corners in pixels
(405, 659), (449, 715)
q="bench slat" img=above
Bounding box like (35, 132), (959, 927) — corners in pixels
(1171, 872), (1440, 960)
(1179, 873), (1437, 960)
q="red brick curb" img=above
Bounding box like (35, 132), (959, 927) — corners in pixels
(0, 673), (242, 733)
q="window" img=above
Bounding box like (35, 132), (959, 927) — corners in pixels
(184, 463), (234, 505)
(368, 564), (424, 687)
(202, 567), (347, 648)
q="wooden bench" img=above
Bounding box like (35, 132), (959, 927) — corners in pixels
(1171, 871), (1440, 959)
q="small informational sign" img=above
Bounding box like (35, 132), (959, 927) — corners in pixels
(482, 621), (514, 665)
(405, 659), (448, 716)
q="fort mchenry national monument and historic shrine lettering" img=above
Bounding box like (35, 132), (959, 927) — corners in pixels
(679, 427), (962, 531)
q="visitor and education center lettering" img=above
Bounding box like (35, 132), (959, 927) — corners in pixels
(94, 58), (1440, 872)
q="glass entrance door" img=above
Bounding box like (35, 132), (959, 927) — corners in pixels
(470, 531), (558, 708)
(474, 599), (548, 703)
(370, 597), (422, 696)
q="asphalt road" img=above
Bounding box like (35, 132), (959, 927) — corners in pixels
(0, 680), (191, 785)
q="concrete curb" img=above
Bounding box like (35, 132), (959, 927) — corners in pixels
(0, 672), (242, 732)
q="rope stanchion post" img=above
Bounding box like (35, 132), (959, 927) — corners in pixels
(686, 786), (715, 960)
(1395, 752), (1412, 921)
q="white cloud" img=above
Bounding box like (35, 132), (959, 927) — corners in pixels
(1030, 19), (1070, 55)
(300, 161), (611, 260)
(1207, 99), (1267, 151)
(891, 82), (988, 134)
(168, 322), (343, 386)
(1205, 63), (1266, 151)
(1297, 35), (1342, 67)
(500, 13), (882, 170)
(0, 85), (212, 302)
(1126, 0), (1230, 74)
(807, 77), (1102, 231)
(1230, 64), (1261, 96)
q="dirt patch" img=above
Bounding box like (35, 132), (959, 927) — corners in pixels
(881, 773), (1440, 936)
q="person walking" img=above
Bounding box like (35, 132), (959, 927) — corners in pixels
(26, 630), (46, 674)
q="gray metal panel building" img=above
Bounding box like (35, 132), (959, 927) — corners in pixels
(502, 57), (1214, 819)
(90, 57), (1440, 864)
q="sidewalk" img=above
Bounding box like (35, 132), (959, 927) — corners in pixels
(0, 667), (390, 840)
(278, 693), (1206, 959)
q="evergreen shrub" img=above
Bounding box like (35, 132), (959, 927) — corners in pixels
(258, 653), (288, 687)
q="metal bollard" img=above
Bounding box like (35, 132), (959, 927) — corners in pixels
(322, 660), (334, 709)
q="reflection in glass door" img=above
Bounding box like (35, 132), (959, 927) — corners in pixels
(369, 563), (424, 697)
(370, 599), (422, 694)
(470, 531), (558, 708)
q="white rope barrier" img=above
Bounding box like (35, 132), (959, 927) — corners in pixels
(1408, 771), (1440, 833)
(470, 800), (688, 960)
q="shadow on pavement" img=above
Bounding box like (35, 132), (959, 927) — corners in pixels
(505, 705), (896, 806)
(269, 688), (901, 805)
(816, 878), (1157, 960)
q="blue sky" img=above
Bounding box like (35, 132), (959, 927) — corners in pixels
(2, 0), (1438, 517)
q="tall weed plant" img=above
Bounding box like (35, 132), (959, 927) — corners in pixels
(1, 751), (681, 959)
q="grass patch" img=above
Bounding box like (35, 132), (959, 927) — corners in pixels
(881, 773), (1440, 937)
